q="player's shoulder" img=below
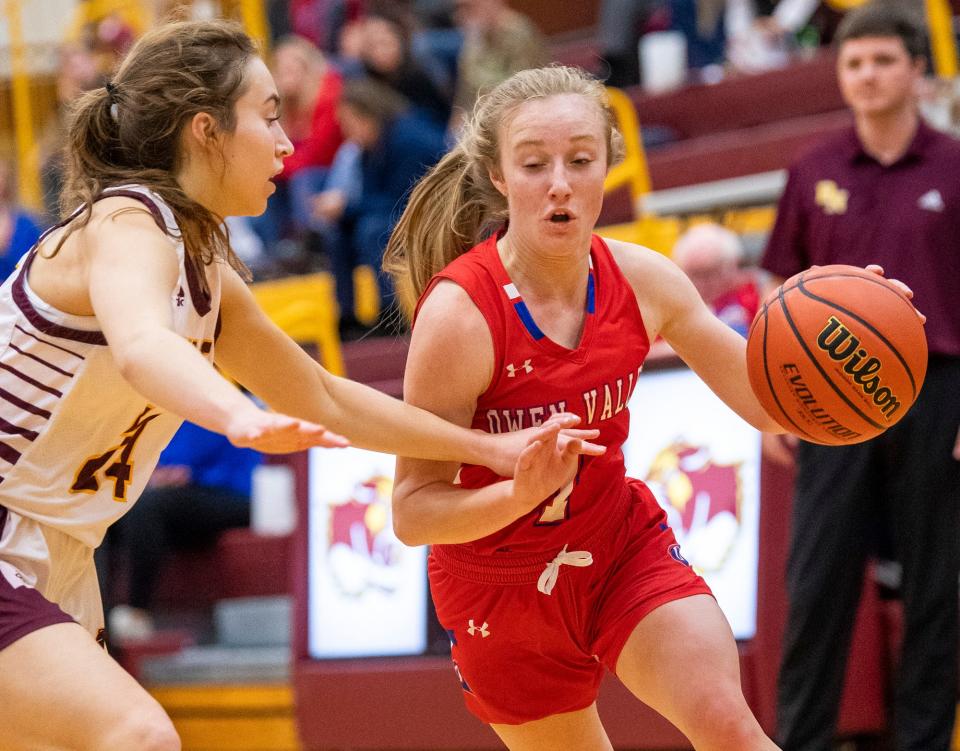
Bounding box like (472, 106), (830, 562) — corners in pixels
(604, 237), (684, 283)
(416, 278), (488, 338)
(82, 193), (170, 240)
(409, 278), (494, 383)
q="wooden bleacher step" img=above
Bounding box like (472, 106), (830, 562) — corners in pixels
(145, 595), (298, 750)
(150, 683), (301, 751)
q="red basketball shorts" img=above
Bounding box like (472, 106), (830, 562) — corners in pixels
(428, 479), (713, 725)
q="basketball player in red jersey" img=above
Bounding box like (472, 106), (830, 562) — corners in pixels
(385, 66), (801, 751)
(0, 23), (599, 751)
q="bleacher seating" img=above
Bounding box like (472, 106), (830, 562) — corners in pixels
(598, 51), (851, 228)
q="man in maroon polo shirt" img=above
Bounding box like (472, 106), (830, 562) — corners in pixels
(761, 4), (960, 751)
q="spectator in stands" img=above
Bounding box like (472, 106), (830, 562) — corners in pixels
(104, 422), (262, 642)
(253, 35), (344, 259)
(411, 0), (465, 91)
(360, 10), (453, 126)
(0, 160), (42, 282)
(40, 42), (103, 224)
(309, 78), (446, 338)
(600, 0), (669, 87)
(726, 0), (851, 73)
(671, 222), (760, 336)
(761, 4), (960, 750)
(451, 0), (548, 127)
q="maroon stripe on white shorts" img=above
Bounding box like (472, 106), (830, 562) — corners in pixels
(0, 519), (75, 652)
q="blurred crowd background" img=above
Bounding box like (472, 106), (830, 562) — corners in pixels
(2, 0), (956, 344)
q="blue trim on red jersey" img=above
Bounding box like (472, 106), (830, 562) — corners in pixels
(586, 271), (596, 314)
(513, 301), (546, 340)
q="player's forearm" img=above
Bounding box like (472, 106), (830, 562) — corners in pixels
(392, 480), (526, 547)
(674, 323), (785, 433)
(316, 372), (500, 466)
(114, 328), (259, 433)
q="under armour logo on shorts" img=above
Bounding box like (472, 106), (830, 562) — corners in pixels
(467, 619), (490, 637)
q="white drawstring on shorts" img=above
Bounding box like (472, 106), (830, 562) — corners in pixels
(537, 544), (593, 595)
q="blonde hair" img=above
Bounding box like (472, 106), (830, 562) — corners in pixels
(383, 65), (625, 302)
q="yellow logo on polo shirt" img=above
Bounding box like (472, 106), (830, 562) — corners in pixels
(815, 180), (849, 215)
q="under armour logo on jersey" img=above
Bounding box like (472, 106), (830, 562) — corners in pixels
(467, 619), (490, 637)
(506, 359), (533, 377)
(918, 189), (945, 212)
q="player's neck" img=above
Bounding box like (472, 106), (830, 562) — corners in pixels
(496, 234), (590, 304)
(854, 107), (920, 166)
(175, 159), (225, 217)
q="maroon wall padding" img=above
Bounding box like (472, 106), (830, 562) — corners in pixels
(152, 548), (224, 608)
(217, 528), (293, 600)
(629, 52), (845, 141)
(509, 0), (600, 37)
(597, 110), (853, 226)
(341, 337), (410, 399)
(646, 110), (853, 191)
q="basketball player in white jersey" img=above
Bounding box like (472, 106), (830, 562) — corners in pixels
(0, 20), (599, 751)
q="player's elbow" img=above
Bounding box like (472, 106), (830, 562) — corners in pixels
(112, 334), (153, 385)
(391, 488), (429, 547)
(392, 504), (426, 547)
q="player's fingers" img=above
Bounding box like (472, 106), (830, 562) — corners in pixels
(886, 278), (914, 299)
(292, 419), (348, 445)
(542, 412), (581, 429)
(531, 422), (561, 446)
(516, 440), (543, 472)
(317, 429), (350, 448)
(558, 428), (600, 441)
(865, 264), (884, 276)
(560, 437), (606, 457)
(577, 440), (606, 456)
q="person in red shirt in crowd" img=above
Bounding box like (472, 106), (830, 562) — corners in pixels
(275, 35), (343, 181)
(671, 222), (760, 337)
(253, 35), (343, 252)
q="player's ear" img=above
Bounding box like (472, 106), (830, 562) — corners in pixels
(186, 112), (221, 150)
(488, 166), (507, 198)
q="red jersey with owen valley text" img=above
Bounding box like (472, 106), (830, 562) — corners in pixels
(416, 234), (649, 556)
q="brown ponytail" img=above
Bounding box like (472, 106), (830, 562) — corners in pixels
(54, 19), (259, 285)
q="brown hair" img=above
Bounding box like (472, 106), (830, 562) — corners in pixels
(835, 1), (927, 61)
(383, 65), (625, 302)
(56, 18), (258, 281)
(340, 78), (409, 123)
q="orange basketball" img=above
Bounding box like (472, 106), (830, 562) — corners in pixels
(746, 265), (927, 445)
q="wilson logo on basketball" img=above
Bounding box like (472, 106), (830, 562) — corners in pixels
(817, 316), (902, 420)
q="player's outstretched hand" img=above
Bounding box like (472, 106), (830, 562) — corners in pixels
(864, 264), (926, 323)
(508, 418), (605, 513)
(485, 413), (604, 478)
(227, 409), (349, 454)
